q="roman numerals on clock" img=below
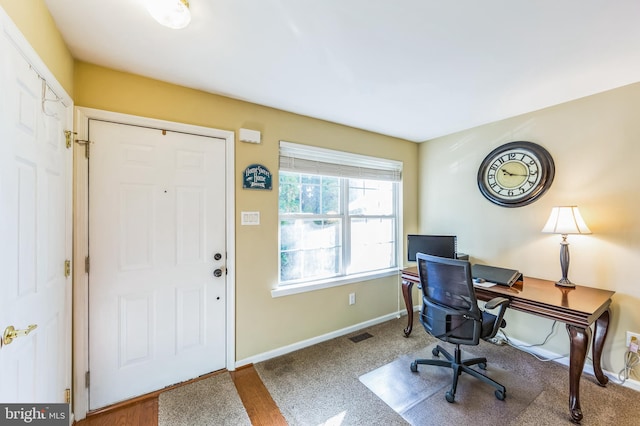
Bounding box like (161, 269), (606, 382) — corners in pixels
(477, 141), (555, 208)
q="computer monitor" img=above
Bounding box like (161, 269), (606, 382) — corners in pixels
(407, 234), (457, 262)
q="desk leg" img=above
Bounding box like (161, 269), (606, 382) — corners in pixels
(401, 280), (414, 337)
(566, 324), (591, 423)
(592, 308), (611, 386)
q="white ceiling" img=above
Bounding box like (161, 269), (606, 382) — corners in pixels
(43, 0), (640, 142)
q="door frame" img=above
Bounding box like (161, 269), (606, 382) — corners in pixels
(72, 107), (236, 420)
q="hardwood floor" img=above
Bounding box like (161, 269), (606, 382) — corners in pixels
(230, 365), (288, 426)
(74, 365), (284, 426)
(74, 399), (158, 426)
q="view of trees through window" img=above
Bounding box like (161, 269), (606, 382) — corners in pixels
(279, 171), (398, 284)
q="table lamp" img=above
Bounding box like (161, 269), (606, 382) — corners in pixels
(542, 206), (591, 287)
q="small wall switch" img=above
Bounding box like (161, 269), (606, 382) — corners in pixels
(239, 128), (261, 144)
(241, 211), (260, 225)
(349, 293), (356, 305)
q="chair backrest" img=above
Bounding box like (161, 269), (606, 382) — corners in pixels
(416, 252), (482, 346)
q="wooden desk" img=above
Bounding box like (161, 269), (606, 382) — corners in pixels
(401, 267), (615, 423)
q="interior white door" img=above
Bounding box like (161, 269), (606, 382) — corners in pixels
(88, 120), (227, 409)
(0, 28), (72, 402)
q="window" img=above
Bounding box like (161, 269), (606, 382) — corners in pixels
(277, 141), (402, 293)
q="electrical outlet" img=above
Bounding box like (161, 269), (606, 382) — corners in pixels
(349, 293), (356, 305)
(626, 331), (640, 350)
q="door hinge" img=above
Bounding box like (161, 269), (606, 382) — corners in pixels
(64, 130), (75, 149)
(85, 371), (90, 388)
(76, 139), (93, 159)
(66, 130), (93, 159)
(78, 139), (92, 159)
(64, 259), (71, 278)
(85, 256), (90, 274)
(64, 388), (71, 404)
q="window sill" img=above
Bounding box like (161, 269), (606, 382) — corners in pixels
(271, 268), (400, 298)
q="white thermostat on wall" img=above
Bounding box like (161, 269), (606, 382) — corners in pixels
(239, 128), (261, 144)
(241, 211), (260, 225)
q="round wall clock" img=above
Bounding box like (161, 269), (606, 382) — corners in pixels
(477, 141), (555, 208)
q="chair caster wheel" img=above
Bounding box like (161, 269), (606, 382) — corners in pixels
(445, 391), (455, 403)
(432, 347), (439, 357)
(478, 362), (487, 370)
(495, 390), (506, 400)
(410, 361), (418, 373)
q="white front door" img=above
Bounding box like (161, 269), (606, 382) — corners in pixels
(0, 25), (72, 402)
(88, 120), (227, 409)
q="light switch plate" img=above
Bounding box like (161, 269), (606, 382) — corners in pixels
(241, 211), (260, 225)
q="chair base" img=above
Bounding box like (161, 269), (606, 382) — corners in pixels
(410, 344), (506, 403)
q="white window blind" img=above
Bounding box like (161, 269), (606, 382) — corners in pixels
(279, 141), (402, 182)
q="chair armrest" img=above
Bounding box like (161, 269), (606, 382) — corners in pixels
(485, 297), (509, 310)
(483, 297), (510, 339)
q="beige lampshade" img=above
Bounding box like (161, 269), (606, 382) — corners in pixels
(542, 206), (592, 235)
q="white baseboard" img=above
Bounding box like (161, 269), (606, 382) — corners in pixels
(235, 311), (403, 368)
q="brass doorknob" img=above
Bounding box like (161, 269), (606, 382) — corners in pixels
(2, 324), (37, 346)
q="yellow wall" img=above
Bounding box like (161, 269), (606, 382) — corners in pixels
(0, 0), (74, 95)
(419, 83), (640, 379)
(2, 1), (420, 362)
(7, 0), (636, 380)
(74, 62), (420, 360)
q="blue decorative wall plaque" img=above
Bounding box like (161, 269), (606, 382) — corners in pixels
(243, 164), (272, 190)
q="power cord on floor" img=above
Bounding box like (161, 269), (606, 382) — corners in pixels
(493, 321), (569, 362)
(617, 351), (639, 384)
(490, 320), (640, 384)
(618, 337), (639, 384)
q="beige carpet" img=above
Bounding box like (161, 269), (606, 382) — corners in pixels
(256, 317), (640, 425)
(158, 372), (250, 426)
(359, 343), (544, 425)
(158, 317), (640, 425)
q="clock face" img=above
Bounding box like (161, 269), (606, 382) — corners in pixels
(477, 142), (554, 207)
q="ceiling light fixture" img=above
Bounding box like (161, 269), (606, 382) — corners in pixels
(146, 0), (191, 29)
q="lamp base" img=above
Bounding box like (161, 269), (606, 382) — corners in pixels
(555, 278), (576, 288)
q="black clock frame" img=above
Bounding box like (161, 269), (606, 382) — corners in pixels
(477, 141), (555, 208)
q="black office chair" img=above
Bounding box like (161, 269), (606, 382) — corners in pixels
(410, 253), (510, 403)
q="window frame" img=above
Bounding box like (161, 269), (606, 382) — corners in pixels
(274, 142), (403, 297)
